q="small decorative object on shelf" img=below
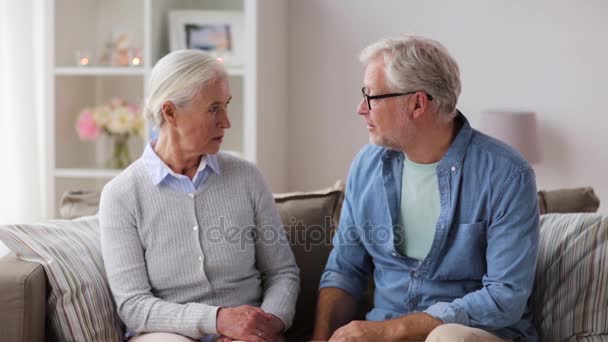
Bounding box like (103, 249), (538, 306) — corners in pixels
(75, 98), (144, 169)
(75, 49), (92, 67)
(130, 47), (143, 66)
(99, 32), (142, 67)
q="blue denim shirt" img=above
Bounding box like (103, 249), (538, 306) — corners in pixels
(320, 113), (539, 341)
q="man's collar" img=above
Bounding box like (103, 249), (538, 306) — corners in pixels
(381, 110), (472, 173)
(436, 111), (472, 174)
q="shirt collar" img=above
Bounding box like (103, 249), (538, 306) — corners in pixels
(436, 111), (472, 174)
(142, 141), (221, 186)
(381, 110), (473, 174)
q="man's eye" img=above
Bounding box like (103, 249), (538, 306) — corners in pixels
(209, 107), (219, 113)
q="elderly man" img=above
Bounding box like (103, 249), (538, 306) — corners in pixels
(312, 36), (539, 342)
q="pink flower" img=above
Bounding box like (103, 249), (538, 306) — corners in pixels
(127, 103), (140, 115)
(76, 109), (100, 140)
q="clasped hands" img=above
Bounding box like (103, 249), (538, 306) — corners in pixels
(216, 305), (284, 342)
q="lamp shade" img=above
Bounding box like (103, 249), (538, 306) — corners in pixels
(479, 110), (541, 164)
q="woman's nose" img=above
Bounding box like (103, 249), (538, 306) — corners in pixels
(218, 110), (231, 129)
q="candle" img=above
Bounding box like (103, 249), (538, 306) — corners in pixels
(129, 48), (143, 67)
(75, 49), (92, 67)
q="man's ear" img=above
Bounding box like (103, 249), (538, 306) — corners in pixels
(411, 92), (430, 120)
(161, 101), (178, 128)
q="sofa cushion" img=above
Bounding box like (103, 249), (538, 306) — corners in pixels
(276, 181), (344, 342)
(538, 187), (600, 214)
(0, 216), (123, 342)
(532, 213), (608, 341)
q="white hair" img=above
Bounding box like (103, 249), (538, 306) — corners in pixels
(145, 49), (228, 127)
(360, 35), (461, 118)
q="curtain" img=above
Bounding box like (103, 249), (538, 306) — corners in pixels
(0, 0), (46, 255)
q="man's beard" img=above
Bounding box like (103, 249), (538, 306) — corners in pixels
(369, 122), (416, 151)
(370, 134), (397, 149)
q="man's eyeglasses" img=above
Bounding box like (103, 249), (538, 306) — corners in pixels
(361, 87), (433, 110)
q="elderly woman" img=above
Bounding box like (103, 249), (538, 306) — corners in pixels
(99, 50), (299, 342)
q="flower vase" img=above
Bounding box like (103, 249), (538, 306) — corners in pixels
(107, 135), (131, 169)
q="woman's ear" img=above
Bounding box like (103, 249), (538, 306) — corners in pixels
(161, 101), (178, 128)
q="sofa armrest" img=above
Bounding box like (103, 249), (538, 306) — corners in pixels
(0, 253), (46, 342)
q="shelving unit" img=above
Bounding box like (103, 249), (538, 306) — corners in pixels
(44, 0), (287, 218)
(55, 168), (123, 179)
(54, 67), (146, 76)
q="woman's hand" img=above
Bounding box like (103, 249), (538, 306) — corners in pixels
(266, 314), (285, 335)
(216, 305), (281, 342)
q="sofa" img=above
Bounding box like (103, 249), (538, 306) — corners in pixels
(0, 185), (606, 342)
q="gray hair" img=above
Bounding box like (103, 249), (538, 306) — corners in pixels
(145, 49), (227, 127)
(360, 35), (461, 117)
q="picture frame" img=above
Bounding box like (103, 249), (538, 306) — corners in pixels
(169, 10), (244, 67)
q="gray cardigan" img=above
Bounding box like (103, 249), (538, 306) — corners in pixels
(99, 153), (299, 339)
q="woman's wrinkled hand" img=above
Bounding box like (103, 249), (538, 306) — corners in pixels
(216, 305), (281, 342)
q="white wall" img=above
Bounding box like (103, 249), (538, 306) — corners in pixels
(254, 0), (288, 192)
(286, 0), (608, 212)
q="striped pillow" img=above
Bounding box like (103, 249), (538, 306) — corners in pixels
(532, 213), (608, 341)
(0, 216), (123, 341)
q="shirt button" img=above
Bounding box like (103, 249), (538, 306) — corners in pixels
(193, 226), (198, 231)
(188, 193), (194, 198)
(198, 256), (203, 261)
(451, 166), (456, 172)
(391, 252), (398, 257)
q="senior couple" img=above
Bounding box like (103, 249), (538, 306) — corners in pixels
(100, 35), (539, 342)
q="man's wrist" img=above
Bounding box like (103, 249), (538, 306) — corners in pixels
(384, 313), (443, 340)
(311, 322), (333, 341)
(383, 319), (408, 340)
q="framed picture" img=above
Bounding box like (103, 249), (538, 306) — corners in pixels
(169, 10), (244, 67)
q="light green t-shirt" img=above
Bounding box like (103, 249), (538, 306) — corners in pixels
(397, 157), (441, 260)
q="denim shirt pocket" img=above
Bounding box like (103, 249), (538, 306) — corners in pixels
(432, 220), (487, 280)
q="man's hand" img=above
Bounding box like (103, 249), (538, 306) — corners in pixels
(216, 305), (282, 342)
(328, 313), (443, 342)
(328, 320), (392, 342)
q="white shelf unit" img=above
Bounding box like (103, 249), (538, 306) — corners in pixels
(54, 66), (245, 78)
(44, 0), (287, 218)
(54, 67), (146, 76)
(55, 168), (123, 179)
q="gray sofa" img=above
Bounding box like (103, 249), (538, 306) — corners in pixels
(0, 187), (606, 342)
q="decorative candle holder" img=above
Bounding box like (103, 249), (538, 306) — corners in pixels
(75, 49), (92, 67)
(129, 48), (143, 67)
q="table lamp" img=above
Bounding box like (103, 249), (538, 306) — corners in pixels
(479, 110), (541, 164)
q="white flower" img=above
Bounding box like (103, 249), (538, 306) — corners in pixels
(93, 106), (111, 126)
(106, 107), (135, 135)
